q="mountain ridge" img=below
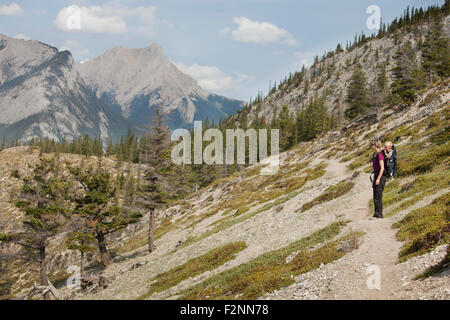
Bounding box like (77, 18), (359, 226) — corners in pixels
(78, 43), (243, 129)
(0, 34), (134, 142)
(228, 13), (450, 131)
(0, 35), (243, 142)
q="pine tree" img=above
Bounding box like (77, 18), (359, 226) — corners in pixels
(277, 105), (294, 151)
(0, 157), (70, 299)
(391, 41), (425, 104)
(377, 63), (388, 97)
(124, 175), (136, 208)
(80, 134), (93, 157)
(139, 106), (172, 254)
(304, 79), (309, 95)
(345, 64), (369, 119)
(70, 164), (141, 269)
(370, 63), (388, 108)
(422, 15), (450, 82)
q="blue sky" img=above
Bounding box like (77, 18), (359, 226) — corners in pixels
(0, 0), (445, 101)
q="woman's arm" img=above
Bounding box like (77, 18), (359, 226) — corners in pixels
(377, 159), (384, 185)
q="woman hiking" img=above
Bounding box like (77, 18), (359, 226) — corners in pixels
(371, 140), (386, 219)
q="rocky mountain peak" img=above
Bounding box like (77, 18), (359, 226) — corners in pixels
(78, 43), (242, 129)
(0, 35), (59, 84)
(0, 35), (243, 141)
(0, 35), (133, 142)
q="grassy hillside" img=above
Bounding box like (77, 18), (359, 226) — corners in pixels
(71, 79), (448, 301)
(1, 4), (448, 301)
(0, 148), (145, 298)
(1, 68), (447, 302)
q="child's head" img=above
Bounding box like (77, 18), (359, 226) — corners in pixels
(385, 141), (393, 151)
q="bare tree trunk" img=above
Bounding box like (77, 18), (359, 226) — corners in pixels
(148, 209), (156, 253)
(96, 233), (112, 269)
(80, 252), (85, 278)
(39, 246), (51, 300)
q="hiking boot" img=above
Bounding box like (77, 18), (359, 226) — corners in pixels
(371, 215), (383, 219)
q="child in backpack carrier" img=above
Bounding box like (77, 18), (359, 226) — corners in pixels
(383, 141), (397, 178)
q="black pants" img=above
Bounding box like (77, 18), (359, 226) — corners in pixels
(372, 175), (386, 218)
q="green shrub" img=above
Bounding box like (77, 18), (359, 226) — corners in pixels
(393, 193), (450, 262)
(397, 141), (450, 177)
(303, 162), (328, 180)
(430, 127), (450, 145)
(138, 242), (247, 299)
(235, 206), (250, 216)
(179, 221), (354, 300)
(299, 180), (355, 212)
(383, 123), (416, 142)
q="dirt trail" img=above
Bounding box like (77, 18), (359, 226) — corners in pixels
(262, 160), (408, 300)
(324, 166), (404, 299)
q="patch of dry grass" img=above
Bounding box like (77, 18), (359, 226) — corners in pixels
(298, 179), (355, 213)
(178, 222), (362, 300)
(138, 242), (247, 299)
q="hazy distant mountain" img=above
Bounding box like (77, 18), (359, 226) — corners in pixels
(78, 44), (244, 129)
(0, 34), (133, 142)
(0, 36), (243, 142)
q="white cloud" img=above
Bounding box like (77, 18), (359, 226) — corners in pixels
(13, 34), (30, 40)
(54, 6), (126, 34)
(54, 4), (158, 35)
(226, 17), (299, 46)
(176, 63), (233, 92)
(0, 2), (23, 17)
(175, 62), (255, 94)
